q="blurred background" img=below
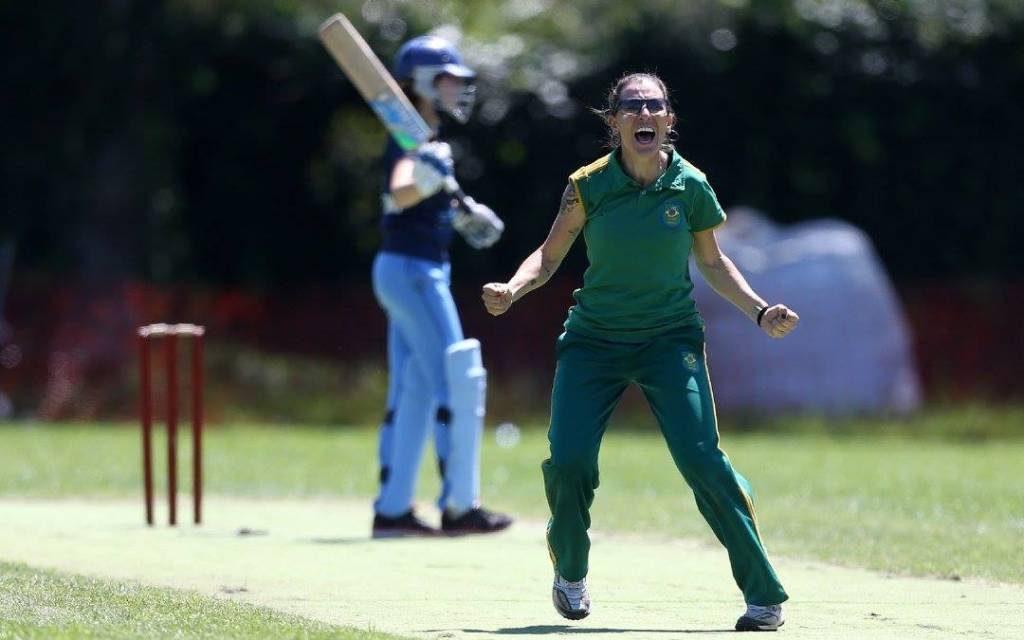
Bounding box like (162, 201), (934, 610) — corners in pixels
(1, 0), (1022, 427)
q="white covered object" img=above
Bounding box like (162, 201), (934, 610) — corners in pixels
(692, 207), (921, 415)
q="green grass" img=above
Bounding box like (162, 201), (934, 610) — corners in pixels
(593, 432), (1024, 582)
(0, 561), (404, 640)
(728, 403), (1024, 439)
(2, 408), (1023, 589)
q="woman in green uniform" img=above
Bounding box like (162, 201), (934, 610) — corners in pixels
(481, 72), (799, 632)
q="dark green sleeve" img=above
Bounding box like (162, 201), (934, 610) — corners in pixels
(688, 178), (727, 232)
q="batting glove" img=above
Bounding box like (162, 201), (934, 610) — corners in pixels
(411, 141), (454, 198)
(454, 197), (504, 249)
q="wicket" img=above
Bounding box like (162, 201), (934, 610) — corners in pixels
(138, 323), (205, 526)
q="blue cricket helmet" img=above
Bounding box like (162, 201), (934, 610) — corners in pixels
(393, 35), (476, 123)
(393, 35), (475, 82)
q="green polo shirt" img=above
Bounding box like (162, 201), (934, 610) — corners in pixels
(563, 148), (726, 342)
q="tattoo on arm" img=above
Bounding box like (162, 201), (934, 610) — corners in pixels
(557, 183), (582, 237)
(557, 184), (578, 217)
(518, 182), (581, 297)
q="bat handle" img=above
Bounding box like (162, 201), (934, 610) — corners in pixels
(444, 176), (473, 214)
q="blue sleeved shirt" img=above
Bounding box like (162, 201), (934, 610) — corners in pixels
(378, 137), (456, 263)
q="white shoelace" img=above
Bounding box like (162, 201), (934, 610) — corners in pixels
(554, 576), (588, 606)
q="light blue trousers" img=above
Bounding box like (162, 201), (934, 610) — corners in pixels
(372, 251), (475, 516)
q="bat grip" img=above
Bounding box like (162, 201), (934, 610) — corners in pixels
(444, 176), (472, 214)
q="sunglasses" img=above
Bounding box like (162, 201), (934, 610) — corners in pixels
(615, 98), (669, 115)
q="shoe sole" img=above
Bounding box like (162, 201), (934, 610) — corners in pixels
(441, 523), (513, 536)
(371, 529), (440, 539)
(735, 616), (784, 631)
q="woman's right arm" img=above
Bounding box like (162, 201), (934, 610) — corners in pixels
(482, 182), (585, 316)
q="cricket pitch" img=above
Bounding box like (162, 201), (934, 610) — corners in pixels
(1, 497), (1020, 639)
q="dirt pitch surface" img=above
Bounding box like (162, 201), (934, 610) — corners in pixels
(1, 497), (1020, 639)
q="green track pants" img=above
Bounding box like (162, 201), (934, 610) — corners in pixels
(542, 329), (788, 606)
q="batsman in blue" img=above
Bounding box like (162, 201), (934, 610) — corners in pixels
(370, 34), (513, 537)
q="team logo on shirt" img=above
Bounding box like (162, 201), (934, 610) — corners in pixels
(683, 352), (699, 372)
(662, 202), (684, 228)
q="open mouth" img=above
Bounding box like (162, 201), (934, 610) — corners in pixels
(634, 126), (655, 145)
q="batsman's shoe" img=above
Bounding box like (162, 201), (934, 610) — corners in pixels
(441, 506), (513, 535)
(552, 574), (591, 620)
(735, 603), (785, 631)
(372, 510), (440, 539)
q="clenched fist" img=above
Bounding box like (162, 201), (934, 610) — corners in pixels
(482, 282), (513, 316)
(758, 304), (799, 338)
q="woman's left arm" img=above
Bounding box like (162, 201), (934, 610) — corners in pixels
(691, 228), (799, 339)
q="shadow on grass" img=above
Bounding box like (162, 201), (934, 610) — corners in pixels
(454, 626), (733, 635)
(305, 537), (371, 545)
(305, 536), (459, 545)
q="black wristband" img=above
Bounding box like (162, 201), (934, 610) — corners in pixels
(756, 306), (769, 326)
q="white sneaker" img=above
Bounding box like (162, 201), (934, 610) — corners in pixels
(735, 603), (785, 631)
(552, 574), (591, 620)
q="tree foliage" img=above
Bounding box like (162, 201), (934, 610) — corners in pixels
(2, 0), (1022, 285)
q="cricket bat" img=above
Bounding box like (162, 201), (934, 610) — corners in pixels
(318, 13), (469, 207)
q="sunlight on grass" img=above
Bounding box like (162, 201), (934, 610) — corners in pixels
(0, 561), (405, 640)
(1, 408), (1022, 584)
